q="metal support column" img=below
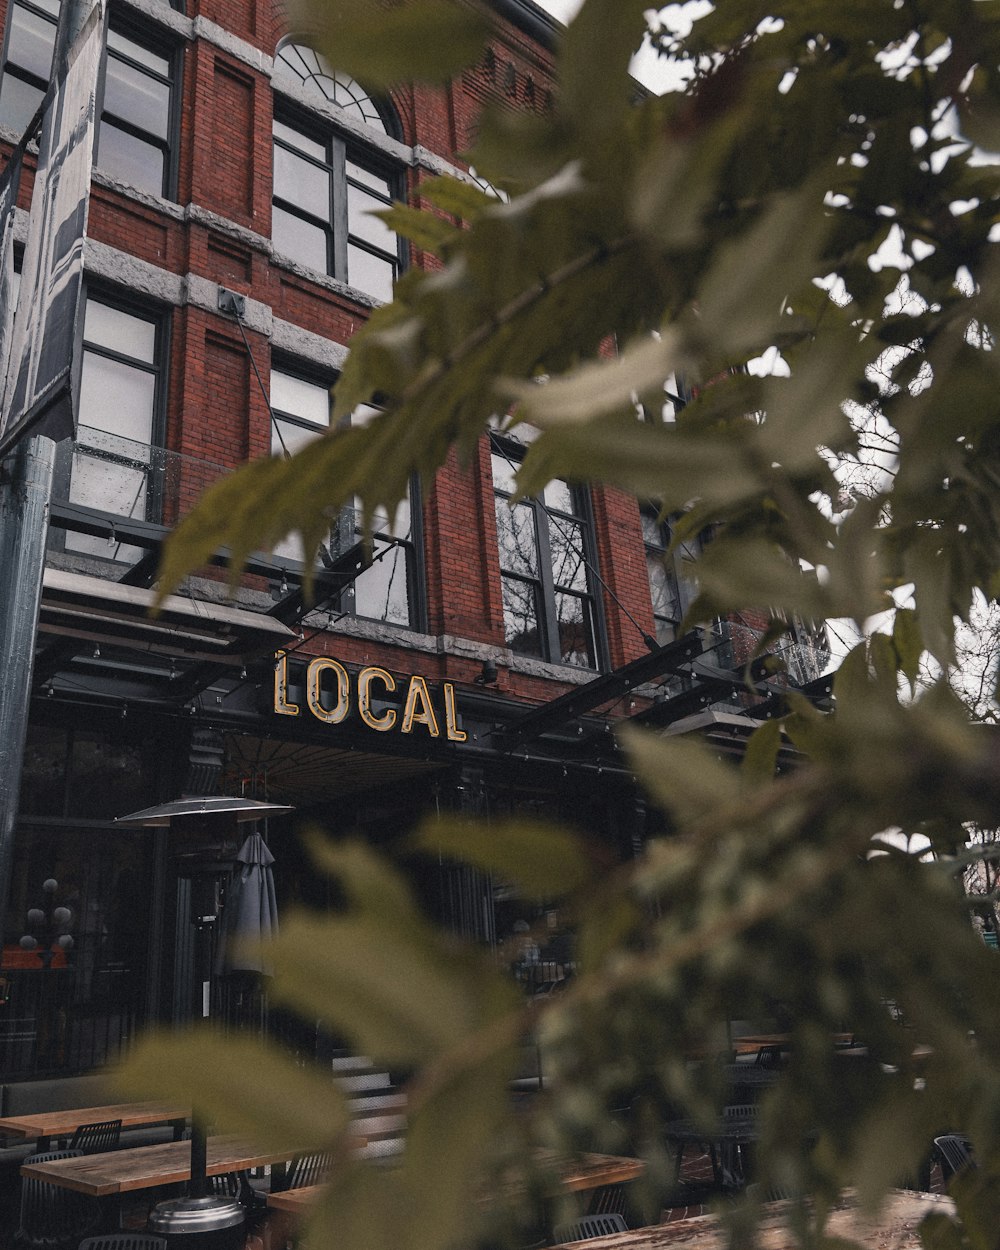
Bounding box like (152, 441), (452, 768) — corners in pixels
(0, 436), (55, 922)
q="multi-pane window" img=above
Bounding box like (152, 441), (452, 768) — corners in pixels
(268, 367), (417, 626)
(271, 42), (401, 302)
(269, 367), (330, 565)
(492, 449), (599, 669)
(0, 5), (176, 199)
(641, 506), (700, 645)
(343, 404), (414, 626)
(0, 0), (58, 133)
(60, 296), (163, 560)
(97, 27), (174, 197)
(272, 115), (399, 302)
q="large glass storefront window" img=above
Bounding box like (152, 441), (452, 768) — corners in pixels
(0, 723), (158, 1077)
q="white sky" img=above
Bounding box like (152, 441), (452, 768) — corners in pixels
(534, 1), (708, 93)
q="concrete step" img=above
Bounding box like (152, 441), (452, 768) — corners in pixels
(347, 1092), (407, 1115)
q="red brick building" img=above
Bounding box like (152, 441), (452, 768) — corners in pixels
(0, 0), (828, 1079)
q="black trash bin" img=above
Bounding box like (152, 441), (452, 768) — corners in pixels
(147, 1195), (246, 1250)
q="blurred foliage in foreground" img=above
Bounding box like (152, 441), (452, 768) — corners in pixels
(126, 1), (1000, 1248)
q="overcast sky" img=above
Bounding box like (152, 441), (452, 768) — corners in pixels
(532, 1), (703, 93)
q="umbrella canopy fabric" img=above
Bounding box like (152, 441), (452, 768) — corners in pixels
(214, 831), (278, 976)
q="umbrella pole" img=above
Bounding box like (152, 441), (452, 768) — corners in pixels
(190, 1115), (208, 1199)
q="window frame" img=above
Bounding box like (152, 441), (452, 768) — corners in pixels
(268, 359), (425, 631)
(0, 0), (59, 133)
(271, 97), (405, 300)
(0, 3), (181, 200)
(640, 504), (701, 646)
(492, 438), (606, 671)
(50, 287), (170, 560)
(94, 13), (180, 201)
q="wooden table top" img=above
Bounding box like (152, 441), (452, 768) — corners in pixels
(0, 1101), (188, 1141)
(549, 1190), (954, 1250)
(266, 1152), (646, 1217)
(20, 1134), (294, 1196)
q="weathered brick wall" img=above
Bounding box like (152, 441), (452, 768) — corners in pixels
(0, 0), (665, 710)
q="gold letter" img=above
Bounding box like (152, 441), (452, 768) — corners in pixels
(443, 683), (467, 742)
(306, 657), (350, 724)
(273, 650), (300, 717)
(358, 667), (397, 731)
(400, 675), (441, 737)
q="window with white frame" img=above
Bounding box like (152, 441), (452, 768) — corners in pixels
(268, 365), (418, 627)
(271, 40), (401, 302)
(492, 445), (600, 669)
(0, 4), (178, 199)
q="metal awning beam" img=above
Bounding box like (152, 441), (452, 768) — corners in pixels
(497, 632), (704, 750)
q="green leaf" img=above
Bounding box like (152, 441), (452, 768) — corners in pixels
(892, 607), (924, 692)
(919, 1211), (968, 1250)
(117, 1031), (349, 1153)
(576, 892), (642, 976)
(695, 174), (833, 359)
(298, 0), (490, 88)
(307, 835), (421, 922)
(618, 724), (741, 827)
(379, 203), (464, 254)
(741, 718), (783, 786)
(413, 817), (597, 901)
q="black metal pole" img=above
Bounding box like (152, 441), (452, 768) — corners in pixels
(189, 1116), (208, 1199)
(0, 436), (56, 926)
(0, 0), (93, 969)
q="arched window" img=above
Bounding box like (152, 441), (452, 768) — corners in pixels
(271, 38), (402, 301)
(274, 39), (388, 134)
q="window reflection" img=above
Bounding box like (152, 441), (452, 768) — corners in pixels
(492, 448), (599, 668)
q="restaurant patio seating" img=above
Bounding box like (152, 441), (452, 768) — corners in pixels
(16, 1148), (100, 1250)
(553, 1213), (629, 1242)
(70, 1119), (123, 1155)
(77, 1236), (167, 1250)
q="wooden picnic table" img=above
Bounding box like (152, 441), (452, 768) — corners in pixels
(0, 1101), (188, 1152)
(266, 1152), (646, 1217)
(549, 1189), (955, 1250)
(20, 1134), (295, 1197)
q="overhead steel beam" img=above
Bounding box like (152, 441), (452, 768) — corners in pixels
(496, 632), (704, 750)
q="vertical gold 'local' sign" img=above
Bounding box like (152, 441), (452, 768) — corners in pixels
(273, 651), (467, 742)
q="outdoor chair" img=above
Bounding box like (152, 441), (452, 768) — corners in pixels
(932, 1135), (975, 1183)
(70, 1119), (122, 1155)
(586, 1184), (627, 1217)
(204, 1170), (267, 1228)
(717, 1104), (759, 1190)
(78, 1237), (167, 1250)
(285, 1149), (336, 1190)
(553, 1213), (628, 1242)
(16, 1149), (101, 1250)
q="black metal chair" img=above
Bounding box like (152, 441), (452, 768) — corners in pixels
(16, 1149), (101, 1250)
(553, 1213), (628, 1242)
(205, 1171), (241, 1198)
(932, 1135), (975, 1183)
(586, 1183), (627, 1217)
(717, 1104), (759, 1190)
(78, 1237), (167, 1250)
(69, 1119), (122, 1155)
(284, 1149), (336, 1190)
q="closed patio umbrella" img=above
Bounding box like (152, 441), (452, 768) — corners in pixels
(215, 830), (278, 977)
